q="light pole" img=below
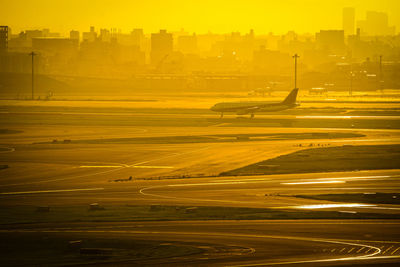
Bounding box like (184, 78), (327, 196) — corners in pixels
(29, 51), (37, 100)
(293, 54), (299, 89)
(379, 55), (383, 93)
(349, 57), (353, 96)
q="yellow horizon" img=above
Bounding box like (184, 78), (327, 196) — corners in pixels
(1, 0), (399, 35)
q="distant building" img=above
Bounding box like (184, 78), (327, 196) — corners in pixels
(82, 26), (97, 42)
(131, 28), (144, 47)
(0, 26), (8, 53)
(25, 30), (43, 40)
(32, 37), (79, 70)
(178, 34), (197, 54)
(151, 29), (173, 66)
(316, 30), (345, 54)
(253, 45), (291, 75)
(33, 37), (78, 53)
(0, 52), (43, 73)
(70, 30), (80, 41)
(357, 11), (396, 36)
(42, 28), (59, 38)
(343, 7), (355, 36)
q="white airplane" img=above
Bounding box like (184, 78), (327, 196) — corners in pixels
(210, 88), (299, 118)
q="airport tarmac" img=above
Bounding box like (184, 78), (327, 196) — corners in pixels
(2, 220), (400, 266)
(0, 101), (400, 266)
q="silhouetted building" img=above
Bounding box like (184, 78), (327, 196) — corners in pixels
(99, 28), (111, 42)
(253, 45), (291, 75)
(357, 11), (396, 36)
(33, 37), (79, 71)
(131, 28), (144, 48)
(316, 30), (345, 54)
(0, 26), (8, 53)
(151, 29), (173, 66)
(178, 34), (197, 54)
(82, 26), (97, 42)
(343, 7), (355, 36)
(70, 30), (80, 41)
(0, 52), (43, 73)
(33, 37), (78, 53)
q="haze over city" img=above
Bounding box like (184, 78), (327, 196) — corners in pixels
(1, 1), (400, 266)
(2, 0), (400, 34)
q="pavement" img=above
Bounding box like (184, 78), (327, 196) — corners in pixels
(0, 102), (400, 266)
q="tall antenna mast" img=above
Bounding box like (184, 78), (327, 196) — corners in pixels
(293, 54), (299, 89)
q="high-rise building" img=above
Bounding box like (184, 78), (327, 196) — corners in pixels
(343, 7), (355, 36)
(366, 11), (395, 35)
(151, 29), (173, 66)
(0, 26), (8, 52)
(357, 11), (395, 36)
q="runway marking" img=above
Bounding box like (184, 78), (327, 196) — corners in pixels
(169, 175), (393, 187)
(210, 123), (232, 127)
(79, 165), (123, 168)
(282, 181), (345, 185)
(0, 146), (15, 153)
(391, 247), (400, 255)
(79, 165), (173, 169)
(361, 206), (400, 211)
(231, 255), (400, 266)
(215, 178), (272, 182)
(169, 181), (247, 187)
(296, 115), (400, 119)
(357, 247), (365, 253)
(216, 175), (391, 184)
(382, 245), (394, 254)
(0, 187), (104, 195)
(131, 165), (174, 169)
(315, 175), (391, 181)
(294, 203), (375, 209)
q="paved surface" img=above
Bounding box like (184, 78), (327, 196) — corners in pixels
(1, 103), (400, 266)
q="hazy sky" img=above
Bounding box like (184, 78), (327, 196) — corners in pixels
(1, 0), (399, 35)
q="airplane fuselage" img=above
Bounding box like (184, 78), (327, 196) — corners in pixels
(211, 102), (297, 114)
(210, 88), (299, 117)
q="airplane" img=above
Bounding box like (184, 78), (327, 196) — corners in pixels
(210, 88), (299, 118)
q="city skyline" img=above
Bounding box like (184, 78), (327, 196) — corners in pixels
(1, 4), (399, 97)
(2, 0), (400, 35)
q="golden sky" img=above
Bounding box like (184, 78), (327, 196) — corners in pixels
(1, 0), (399, 35)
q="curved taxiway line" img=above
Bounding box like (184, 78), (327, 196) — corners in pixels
(0, 228), (390, 266)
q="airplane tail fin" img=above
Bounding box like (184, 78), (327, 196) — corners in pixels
(281, 88), (299, 105)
